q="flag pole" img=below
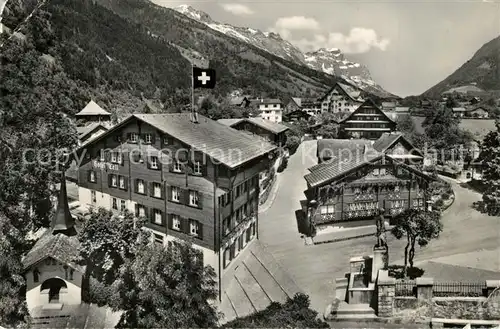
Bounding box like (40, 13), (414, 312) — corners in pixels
(191, 62), (195, 116)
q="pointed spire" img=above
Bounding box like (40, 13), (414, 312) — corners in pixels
(51, 171), (76, 236)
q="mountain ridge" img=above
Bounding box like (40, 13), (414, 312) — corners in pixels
(422, 35), (500, 97)
(173, 4), (398, 99)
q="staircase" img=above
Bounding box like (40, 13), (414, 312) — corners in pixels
(325, 277), (377, 321)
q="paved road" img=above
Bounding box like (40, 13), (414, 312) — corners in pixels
(258, 140), (500, 314)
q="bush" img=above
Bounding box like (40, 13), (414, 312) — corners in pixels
(221, 293), (329, 328)
(286, 135), (301, 155)
(277, 157), (288, 173)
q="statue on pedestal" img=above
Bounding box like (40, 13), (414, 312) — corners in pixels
(375, 208), (388, 250)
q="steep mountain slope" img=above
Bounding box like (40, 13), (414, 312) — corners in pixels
(93, 0), (340, 98)
(174, 4), (397, 99)
(423, 35), (500, 97)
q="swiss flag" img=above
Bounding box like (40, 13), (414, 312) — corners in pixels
(193, 66), (216, 89)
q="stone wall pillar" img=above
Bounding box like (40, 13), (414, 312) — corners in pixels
(416, 277), (434, 302)
(372, 246), (388, 282)
(486, 280), (500, 297)
(377, 270), (395, 317)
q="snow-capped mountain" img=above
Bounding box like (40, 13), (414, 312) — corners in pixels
(174, 5), (396, 98)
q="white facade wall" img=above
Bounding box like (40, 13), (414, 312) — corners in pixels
(26, 260), (83, 311)
(259, 104), (283, 122)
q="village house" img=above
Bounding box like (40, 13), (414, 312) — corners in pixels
(466, 106), (490, 118)
(76, 123), (109, 146)
(283, 109), (312, 122)
(285, 97), (321, 117)
(73, 113), (277, 302)
(452, 107), (467, 117)
(254, 98), (283, 123)
(319, 82), (364, 113)
(381, 102), (396, 111)
(229, 96), (251, 108)
(337, 99), (397, 139)
(303, 133), (430, 231)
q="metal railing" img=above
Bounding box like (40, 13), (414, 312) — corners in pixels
(395, 280), (416, 297)
(433, 282), (486, 297)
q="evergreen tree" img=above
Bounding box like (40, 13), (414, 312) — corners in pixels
(478, 120), (500, 216)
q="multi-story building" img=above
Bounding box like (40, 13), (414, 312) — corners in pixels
(255, 98), (283, 123)
(74, 113), (277, 301)
(304, 133), (431, 232)
(319, 82), (364, 113)
(338, 99), (397, 139)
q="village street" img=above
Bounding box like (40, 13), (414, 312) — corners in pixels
(258, 140), (500, 313)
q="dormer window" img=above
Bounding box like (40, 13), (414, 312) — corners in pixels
(129, 133), (138, 143)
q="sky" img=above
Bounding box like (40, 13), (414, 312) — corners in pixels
(152, 0), (500, 97)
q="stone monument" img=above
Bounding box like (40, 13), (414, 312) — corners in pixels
(372, 208), (389, 282)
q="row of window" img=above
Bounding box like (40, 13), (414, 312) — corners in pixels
(321, 199), (424, 213)
(125, 132), (172, 145)
(223, 223), (256, 269)
(89, 173), (202, 208)
(346, 123), (391, 128)
(135, 204), (203, 238)
(348, 202), (379, 212)
(218, 176), (259, 207)
(222, 198), (256, 236)
(93, 151), (205, 175)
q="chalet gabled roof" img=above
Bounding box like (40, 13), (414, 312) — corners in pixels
(372, 133), (424, 158)
(339, 99), (396, 124)
(76, 100), (111, 116)
(305, 152), (383, 187)
(217, 118), (245, 127)
(22, 231), (83, 272)
(77, 113), (277, 169)
(218, 117), (289, 134)
(319, 82), (364, 102)
(314, 139), (373, 167)
(77, 123), (108, 140)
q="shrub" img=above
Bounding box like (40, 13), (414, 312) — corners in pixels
(277, 157), (288, 173)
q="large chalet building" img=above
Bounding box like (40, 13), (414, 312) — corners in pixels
(304, 133), (431, 231)
(337, 99), (397, 139)
(74, 113), (277, 301)
(319, 82), (364, 113)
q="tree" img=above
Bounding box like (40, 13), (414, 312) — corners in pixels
(316, 122), (339, 139)
(445, 97), (459, 109)
(391, 209), (443, 275)
(477, 120), (500, 216)
(0, 214), (31, 328)
(395, 114), (415, 134)
(285, 135), (301, 155)
(115, 241), (220, 328)
(77, 208), (149, 289)
(221, 293), (328, 328)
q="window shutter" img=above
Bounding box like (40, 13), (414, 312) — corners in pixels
(143, 180), (148, 195)
(151, 134), (156, 144)
(149, 182), (154, 196)
(108, 174), (112, 187)
(180, 217), (188, 234)
(167, 214), (173, 229)
(123, 177), (128, 191)
(161, 183), (165, 199)
(146, 157), (151, 169)
(134, 204), (139, 217)
(134, 179), (139, 193)
(201, 164), (207, 176)
(166, 184), (172, 201)
(198, 191), (203, 209)
(162, 211), (166, 226)
(198, 222), (203, 240)
(119, 151), (124, 165)
(149, 208), (155, 224)
(87, 170), (92, 182)
(182, 189), (190, 205)
(126, 133), (131, 141)
(157, 157), (162, 171)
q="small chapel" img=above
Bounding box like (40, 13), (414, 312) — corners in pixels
(23, 173), (83, 311)
(22, 173), (121, 328)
